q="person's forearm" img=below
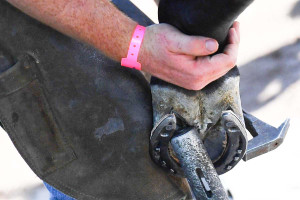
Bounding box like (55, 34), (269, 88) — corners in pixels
(7, 0), (240, 90)
(7, 0), (137, 61)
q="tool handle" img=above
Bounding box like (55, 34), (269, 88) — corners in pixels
(171, 128), (229, 200)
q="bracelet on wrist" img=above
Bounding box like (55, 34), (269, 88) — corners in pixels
(121, 25), (146, 70)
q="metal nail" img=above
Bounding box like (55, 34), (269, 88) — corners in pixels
(227, 165), (232, 170)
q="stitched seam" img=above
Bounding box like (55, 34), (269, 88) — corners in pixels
(0, 79), (34, 98)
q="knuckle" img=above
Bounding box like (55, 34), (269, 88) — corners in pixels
(193, 38), (206, 52)
(186, 38), (206, 54)
(187, 44), (196, 54)
(195, 82), (205, 90)
(190, 78), (205, 90)
(189, 84), (199, 91)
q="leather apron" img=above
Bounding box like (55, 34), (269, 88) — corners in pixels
(0, 1), (191, 199)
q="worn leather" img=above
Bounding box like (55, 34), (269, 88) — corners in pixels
(0, 1), (191, 199)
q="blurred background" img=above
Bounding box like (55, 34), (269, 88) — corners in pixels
(1, 0), (300, 199)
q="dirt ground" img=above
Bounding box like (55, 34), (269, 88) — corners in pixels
(1, 0), (300, 199)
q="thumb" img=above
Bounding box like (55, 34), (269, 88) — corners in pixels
(169, 31), (219, 56)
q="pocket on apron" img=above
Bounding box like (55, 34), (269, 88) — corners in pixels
(0, 54), (76, 178)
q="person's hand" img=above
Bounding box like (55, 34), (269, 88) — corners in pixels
(139, 21), (240, 90)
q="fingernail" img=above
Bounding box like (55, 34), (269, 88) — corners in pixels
(206, 40), (217, 52)
(236, 21), (240, 29)
(233, 29), (239, 43)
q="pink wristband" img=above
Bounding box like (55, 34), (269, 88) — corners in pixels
(121, 25), (146, 70)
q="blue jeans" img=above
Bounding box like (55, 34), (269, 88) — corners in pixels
(44, 182), (75, 200)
